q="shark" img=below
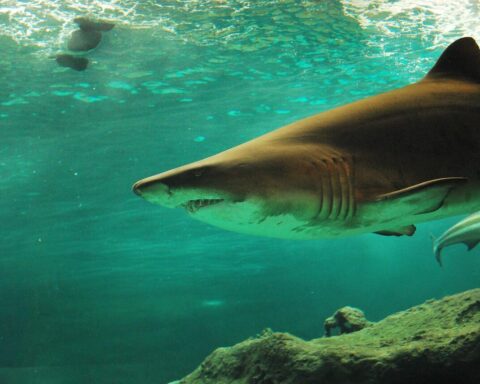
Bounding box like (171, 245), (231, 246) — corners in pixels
(133, 37), (480, 241)
(67, 17), (115, 52)
(433, 211), (480, 265)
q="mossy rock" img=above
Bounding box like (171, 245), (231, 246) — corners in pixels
(179, 289), (480, 384)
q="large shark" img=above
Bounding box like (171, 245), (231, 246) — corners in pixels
(133, 37), (480, 240)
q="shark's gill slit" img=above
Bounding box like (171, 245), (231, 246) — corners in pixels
(344, 157), (356, 221)
(318, 159), (333, 221)
(330, 158), (342, 220)
(312, 160), (324, 219)
(337, 158), (349, 221)
(337, 158), (347, 220)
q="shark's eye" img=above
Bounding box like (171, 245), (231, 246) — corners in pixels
(188, 166), (213, 179)
(193, 169), (205, 178)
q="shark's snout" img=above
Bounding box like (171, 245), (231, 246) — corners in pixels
(132, 176), (173, 205)
(132, 178), (161, 195)
(132, 164), (228, 210)
(132, 180), (144, 196)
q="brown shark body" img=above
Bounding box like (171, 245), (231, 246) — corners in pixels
(133, 37), (480, 239)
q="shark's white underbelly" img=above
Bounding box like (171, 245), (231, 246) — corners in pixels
(190, 182), (480, 239)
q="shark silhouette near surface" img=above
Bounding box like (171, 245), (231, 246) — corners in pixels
(55, 17), (115, 71)
(133, 37), (480, 241)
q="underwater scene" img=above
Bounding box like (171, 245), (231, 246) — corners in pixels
(1, 1), (480, 383)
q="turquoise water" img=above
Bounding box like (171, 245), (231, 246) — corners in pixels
(1, 1), (480, 383)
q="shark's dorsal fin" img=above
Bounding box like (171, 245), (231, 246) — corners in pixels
(425, 37), (480, 82)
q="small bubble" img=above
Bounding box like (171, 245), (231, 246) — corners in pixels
(290, 97), (309, 103)
(201, 300), (224, 307)
(52, 91), (72, 97)
(228, 110), (241, 117)
(152, 88), (185, 95)
(296, 60), (312, 69)
(2, 97), (28, 106)
(255, 104), (271, 113)
(142, 81), (167, 88)
(25, 91), (41, 97)
(108, 81), (134, 91)
(309, 99), (327, 105)
(194, 136), (205, 142)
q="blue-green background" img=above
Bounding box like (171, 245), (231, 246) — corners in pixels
(1, 1), (479, 383)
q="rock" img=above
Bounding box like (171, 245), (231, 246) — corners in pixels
(324, 306), (373, 337)
(179, 289), (480, 384)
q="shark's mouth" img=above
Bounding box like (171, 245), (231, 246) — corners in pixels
(182, 198), (225, 213)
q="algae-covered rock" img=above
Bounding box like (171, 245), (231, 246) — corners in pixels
(324, 306), (373, 337)
(179, 289), (480, 384)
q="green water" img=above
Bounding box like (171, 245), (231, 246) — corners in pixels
(1, 1), (480, 383)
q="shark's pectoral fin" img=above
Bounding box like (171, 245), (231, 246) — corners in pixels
(374, 177), (468, 216)
(375, 225), (416, 237)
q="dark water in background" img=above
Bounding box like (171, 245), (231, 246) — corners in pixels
(1, 1), (480, 383)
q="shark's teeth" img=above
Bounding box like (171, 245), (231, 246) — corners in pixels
(183, 199), (224, 213)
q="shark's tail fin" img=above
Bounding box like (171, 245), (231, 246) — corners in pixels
(430, 233), (443, 267)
